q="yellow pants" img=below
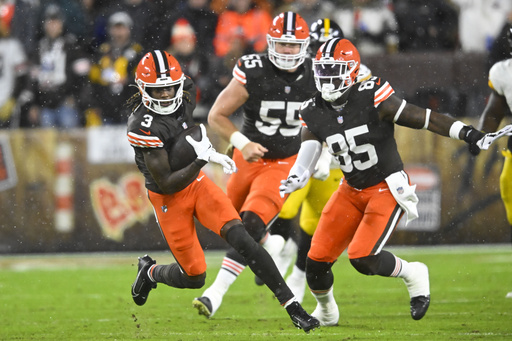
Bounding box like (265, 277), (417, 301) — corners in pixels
(501, 149), (512, 225)
(279, 169), (343, 236)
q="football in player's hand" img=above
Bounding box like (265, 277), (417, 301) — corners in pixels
(168, 125), (201, 170)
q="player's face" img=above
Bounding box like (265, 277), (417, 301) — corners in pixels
(148, 86), (176, 106)
(275, 42), (301, 55)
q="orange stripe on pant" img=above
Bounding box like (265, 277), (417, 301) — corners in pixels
(226, 149), (297, 225)
(309, 179), (403, 263)
(148, 171), (241, 276)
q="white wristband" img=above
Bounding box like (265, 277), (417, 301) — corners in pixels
(393, 99), (407, 123)
(449, 121), (465, 140)
(422, 109), (431, 129)
(230, 131), (251, 151)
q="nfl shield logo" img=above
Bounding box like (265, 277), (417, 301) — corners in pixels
(397, 187), (404, 194)
(337, 116), (344, 124)
(284, 86), (291, 94)
(182, 122), (188, 129)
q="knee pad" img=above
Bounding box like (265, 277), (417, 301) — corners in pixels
(240, 211), (267, 242)
(350, 251), (395, 276)
(305, 257), (334, 291)
(224, 223), (259, 259)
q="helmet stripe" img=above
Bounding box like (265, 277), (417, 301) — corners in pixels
(283, 11), (296, 35)
(151, 50), (169, 79)
(322, 38), (341, 58)
(324, 19), (330, 39)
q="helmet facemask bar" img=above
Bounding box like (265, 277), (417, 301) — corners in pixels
(313, 59), (358, 101)
(137, 75), (185, 115)
(267, 35), (310, 70)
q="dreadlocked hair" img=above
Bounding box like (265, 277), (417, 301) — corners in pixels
(125, 92), (142, 112)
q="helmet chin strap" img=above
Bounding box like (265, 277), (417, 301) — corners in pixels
(321, 83), (343, 102)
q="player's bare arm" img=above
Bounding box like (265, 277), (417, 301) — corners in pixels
(478, 90), (508, 132)
(142, 148), (204, 194)
(207, 78), (268, 162)
(379, 93), (472, 139)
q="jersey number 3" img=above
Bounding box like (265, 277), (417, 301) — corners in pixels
(325, 125), (378, 173)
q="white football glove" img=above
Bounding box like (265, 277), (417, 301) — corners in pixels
(312, 146), (331, 181)
(186, 124), (213, 162)
(279, 170), (311, 198)
(209, 151), (237, 174)
(476, 124), (512, 150)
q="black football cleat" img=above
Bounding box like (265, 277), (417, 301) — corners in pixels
(131, 255), (157, 306)
(192, 296), (213, 318)
(286, 301), (320, 333)
(410, 295), (430, 320)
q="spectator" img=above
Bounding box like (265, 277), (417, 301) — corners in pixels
(87, 11), (143, 126)
(26, 4), (91, 129)
(387, 0), (457, 53)
(451, 0), (512, 53)
(335, 0), (399, 55)
(0, 0), (29, 128)
(160, 0), (218, 57)
(102, 0), (160, 50)
(166, 18), (213, 121)
(213, 0), (272, 58)
(288, 0), (336, 27)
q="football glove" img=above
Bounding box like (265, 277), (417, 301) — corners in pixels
(462, 125), (485, 156)
(186, 124), (213, 162)
(279, 170), (311, 198)
(312, 146), (331, 181)
(209, 151), (237, 174)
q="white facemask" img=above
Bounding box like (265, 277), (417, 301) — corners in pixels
(321, 83), (343, 102)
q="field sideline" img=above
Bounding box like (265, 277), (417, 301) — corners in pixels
(1, 244), (511, 340)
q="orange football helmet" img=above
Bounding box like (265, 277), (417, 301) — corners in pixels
(266, 11), (310, 70)
(313, 38), (360, 102)
(135, 50), (185, 115)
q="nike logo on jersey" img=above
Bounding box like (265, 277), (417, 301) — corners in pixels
(379, 188), (389, 192)
(278, 161), (289, 165)
(196, 175), (205, 182)
(139, 129), (151, 135)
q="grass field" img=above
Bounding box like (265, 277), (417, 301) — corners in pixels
(1, 245), (511, 340)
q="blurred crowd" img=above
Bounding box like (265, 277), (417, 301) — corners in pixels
(0, 0), (511, 129)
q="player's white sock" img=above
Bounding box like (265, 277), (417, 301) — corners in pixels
(285, 265), (306, 303)
(311, 286), (339, 326)
(394, 256), (430, 298)
(201, 257), (245, 316)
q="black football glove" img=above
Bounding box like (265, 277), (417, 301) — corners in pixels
(462, 125), (485, 156)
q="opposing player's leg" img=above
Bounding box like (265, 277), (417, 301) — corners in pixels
(500, 146), (512, 298)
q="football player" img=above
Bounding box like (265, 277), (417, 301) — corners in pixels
(272, 18), (374, 303)
(193, 12), (318, 317)
(126, 50), (319, 332)
(472, 26), (512, 298)
(279, 38), (496, 325)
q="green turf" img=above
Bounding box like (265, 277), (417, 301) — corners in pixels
(1, 245), (511, 340)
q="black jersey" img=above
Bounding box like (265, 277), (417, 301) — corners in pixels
(233, 54), (317, 159)
(300, 76), (403, 189)
(127, 77), (196, 193)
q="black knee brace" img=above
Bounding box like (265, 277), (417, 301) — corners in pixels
(224, 223), (260, 260)
(240, 211), (267, 242)
(350, 250), (395, 276)
(305, 257), (335, 291)
(154, 263), (206, 289)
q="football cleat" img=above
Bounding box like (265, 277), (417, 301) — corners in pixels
(131, 255), (157, 306)
(286, 301), (320, 333)
(192, 296), (213, 319)
(410, 295), (430, 320)
(311, 301), (340, 326)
